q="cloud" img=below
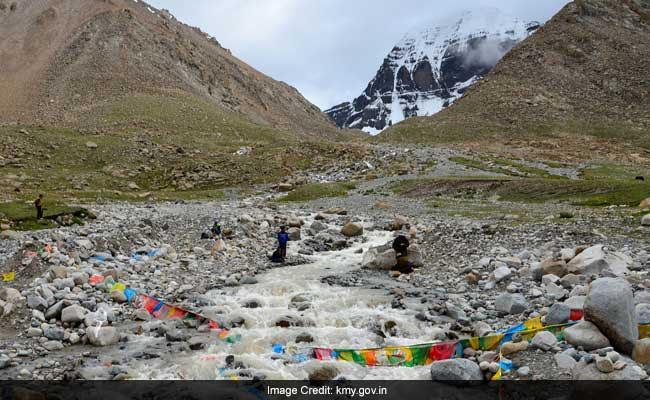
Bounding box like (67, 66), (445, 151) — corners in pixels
(147, 0), (571, 110)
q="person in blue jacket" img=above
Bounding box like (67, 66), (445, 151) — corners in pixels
(277, 226), (289, 261)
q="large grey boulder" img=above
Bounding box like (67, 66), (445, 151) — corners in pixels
(567, 245), (630, 276)
(546, 303), (571, 325)
(584, 278), (637, 354)
(361, 242), (424, 270)
(86, 327), (120, 346)
(0, 288), (22, 304)
(430, 359), (482, 381)
(564, 321), (610, 351)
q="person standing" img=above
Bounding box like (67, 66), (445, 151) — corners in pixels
(34, 194), (44, 220)
(277, 226), (289, 261)
(392, 235), (413, 274)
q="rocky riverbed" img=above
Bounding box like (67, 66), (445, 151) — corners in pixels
(1, 178), (650, 381)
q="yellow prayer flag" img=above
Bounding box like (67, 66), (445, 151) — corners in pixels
(2, 271), (15, 282)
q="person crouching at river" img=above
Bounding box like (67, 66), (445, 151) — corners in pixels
(392, 235), (413, 274)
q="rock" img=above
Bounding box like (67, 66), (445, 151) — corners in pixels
(542, 274), (561, 285)
(517, 366), (530, 377)
(560, 273), (580, 288)
(287, 227), (301, 241)
(391, 215), (409, 231)
(86, 141), (98, 149)
(309, 365), (339, 381)
(27, 295), (48, 311)
(555, 353), (577, 370)
(43, 341), (64, 351)
(640, 198), (650, 208)
(498, 256), (522, 268)
(546, 303), (571, 325)
(361, 247), (396, 270)
(564, 295), (586, 310)
(636, 304), (650, 324)
(430, 359), (482, 381)
(545, 282), (567, 300)
(340, 222), (363, 237)
(188, 336), (208, 350)
(493, 266), (512, 282)
(564, 321), (611, 351)
(61, 305), (87, 323)
(296, 332), (314, 344)
(540, 259), (568, 277)
(596, 357), (614, 373)
(45, 301), (65, 320)
(0, 287), (22, 304)
(632, 338), (650, 364)
(531, 331), (558, 351)
(501, 341), (528, 356)
(111, 290), (127, 303)
(86, 327), (120, 346)
(50, 266), (68, 279)
(635, 291), (650, 305)
(584, 278), (637, 354)
(133, 308), (152, 321)
(642, 215), (650, 226)
(43, 326), (65, 341)
(495, 293), (529, 315)
(473, 321), (493, 337)
(27, 328), (43, 337)
(277, 183), (293, 192)
(567, 245), (630, 276)
(0, 354), (10, 369)
(309, 221), (327, 235)
(287, 217), (303, 228)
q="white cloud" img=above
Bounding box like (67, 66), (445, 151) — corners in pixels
(148, 0), (570, 110)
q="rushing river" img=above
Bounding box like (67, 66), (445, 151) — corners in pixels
(133, 217), (435, 380)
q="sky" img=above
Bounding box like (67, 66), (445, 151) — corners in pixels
(147, 0), (571, 111)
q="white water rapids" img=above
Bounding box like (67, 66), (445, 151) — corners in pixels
(132, 218), (436, 380)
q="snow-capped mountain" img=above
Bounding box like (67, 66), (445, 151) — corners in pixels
(326, 9), (541, 134)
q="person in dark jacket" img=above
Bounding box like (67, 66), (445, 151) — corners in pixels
(211, 220), (222, 238)
(277, 226), (289, 261)
(392, 235), (413, 274)
(34, 194), (44, 220)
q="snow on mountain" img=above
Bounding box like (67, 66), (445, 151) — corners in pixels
(326, 8), (541, 135)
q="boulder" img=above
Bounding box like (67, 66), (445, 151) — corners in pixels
(501, 341), (528, 356)
(531, 331), (558, 351)
(391, 215), (409, 231)
(309, 365), (339, 381)
(188, 336), (208, 350)
(584, 278), (638, 354)
(541, 259), (568, 277)
(555, 353), (577, 370)
(636, 304), (650, 325)
(430, 359), (482, 381)
(61, 305), (87, 323)
(642, 215), (650, 226)
(309, 221), (327, 235)
(27, 295), (48, 311)
(43, 326), (65, 341)
(492, 266), (512, 283)
(546, 303), (571, 325)
(494, 293), (529, 315)
(287, 227), (301, 241)
(564, 321), (610, 351)
(0, 288), (22, 304)
(86, 327), (120, 346)
(567, 245), (630, 276)
(49, 266), (68, 279)
(640, 198), (650, 209)
(340, 223), (363, 237)
(361, 242), (424, 270)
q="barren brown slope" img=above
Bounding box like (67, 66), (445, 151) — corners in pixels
(378, 0), (650, 148)
(0, 0), (339, 138)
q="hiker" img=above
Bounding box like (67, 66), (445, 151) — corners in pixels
(392, 235), (413, 274)
(277, 226), (289, 261)
(211, 219), (222, 238)
(34, 194), (44, 220)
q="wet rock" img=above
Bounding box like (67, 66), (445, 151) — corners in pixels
(296, 332), (314, 344)
(531, 331), (557, 351)
(61, 305), (87, 323)
(309, 365), (339, 381)
(430, 359), (482, 381)
(495, 293), (529, 315)
(86, 327), (120, 346)
(546, 303), (571, 325)
(228, 316), (246, 328)
(584, 278), (637, 354)
(341, 223), (363, 237)
(188, 336), (208, 350)
(564, 321), (611, 351)
(288, 227), (301, 241)
(43, 340), (64, 351)
(309, 221), (327, 235)
(243, 300), (261, 309)
(44, 326), (65, 341)
(166, 329), (190, 342)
